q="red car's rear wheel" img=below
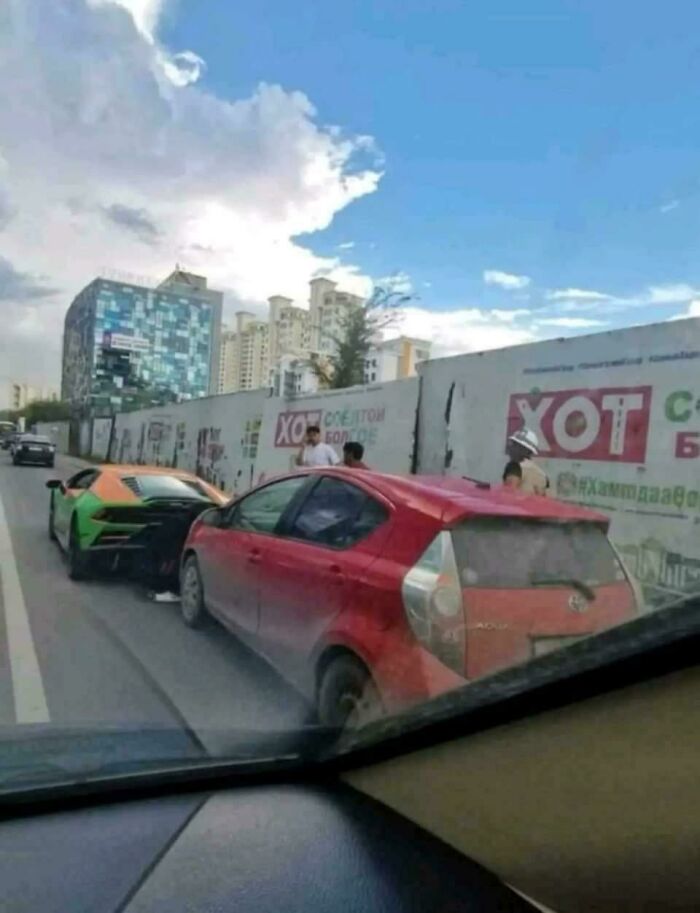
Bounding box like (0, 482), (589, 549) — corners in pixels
(317, 655), (383, 729)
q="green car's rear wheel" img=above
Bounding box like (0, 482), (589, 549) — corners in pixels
(48, 495), (57, 541)
(67, 518), (90, 581)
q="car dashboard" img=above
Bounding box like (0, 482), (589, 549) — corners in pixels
(1, 781), (538, 913)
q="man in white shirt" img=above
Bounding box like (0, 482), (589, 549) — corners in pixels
(295, 424), (340, 467)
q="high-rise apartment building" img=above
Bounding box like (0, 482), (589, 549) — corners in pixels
(61, 268), (222, 411)
(268, 295), (311, 361)
(364, 337), (432, 384)
(8, 382), (59, 410)
(308, 277), (364, 355)
(269, 354), (319, 397)
(219, 281), (354, 395)
(216, 279), (428, 396)
(217, 312), (269, 393)
(217, 328), (237, 394)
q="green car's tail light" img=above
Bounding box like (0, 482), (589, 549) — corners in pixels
(401, 531), (466, 675)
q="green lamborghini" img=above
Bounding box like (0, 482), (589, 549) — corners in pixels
(47, 463), (228, 579)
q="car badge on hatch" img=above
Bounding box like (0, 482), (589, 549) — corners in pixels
(568, 592), (589, 613)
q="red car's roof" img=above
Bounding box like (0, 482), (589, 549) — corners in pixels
(297, 468), (608, 526)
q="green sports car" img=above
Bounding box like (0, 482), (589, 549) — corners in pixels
(47, 463), (228, 580)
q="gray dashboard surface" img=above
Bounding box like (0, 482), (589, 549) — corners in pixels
(1, 784), (537, 912)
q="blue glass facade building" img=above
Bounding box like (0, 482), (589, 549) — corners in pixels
(62, 271), (222, 412)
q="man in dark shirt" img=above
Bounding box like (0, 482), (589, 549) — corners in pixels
(343, 441), (369, 469)
(143, 502), (206, 602)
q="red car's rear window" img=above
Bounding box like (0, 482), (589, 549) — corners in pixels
(451, 518), (626, 589)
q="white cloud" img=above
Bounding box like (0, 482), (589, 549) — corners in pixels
(643, 283), (699, 305)
(660, 200), (680, 214)
(92, 0), (163, 38)
(386, 303), (613, 361)
(395, 306), (536, 357)
(158, 49), (206, 87)
(546, 287), (611, 301)
(96, 2), (206, 86)
(337, 241), (355, 250)
(547, 283), (700, 312)
(483, 269), (531, 290)
(489, 308), (531, 322)
(377, 271), (413, 294)
(537, 317), (607, 329)
(0, 0), (382, 390)
(670, 299), (700, 321)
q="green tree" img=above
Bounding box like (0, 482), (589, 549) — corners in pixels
(22, 399), (71, 424)
(310, 286), (411, 390)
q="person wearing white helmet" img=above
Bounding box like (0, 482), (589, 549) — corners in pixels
(506, 427), (549, 496)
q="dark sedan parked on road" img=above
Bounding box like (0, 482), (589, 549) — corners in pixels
(12, 434), (56, 467)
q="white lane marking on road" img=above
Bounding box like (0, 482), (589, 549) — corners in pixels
(0, 487), (50, 722)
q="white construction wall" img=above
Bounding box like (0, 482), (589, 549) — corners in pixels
(111, 380), (419, 494)
(34, 420), (70, 454)
(91, 417), (113, 460)
(112, 389), (267, 497)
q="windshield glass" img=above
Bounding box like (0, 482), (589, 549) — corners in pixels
(0, 0), (698, 795)
(128, 474), (213, 502)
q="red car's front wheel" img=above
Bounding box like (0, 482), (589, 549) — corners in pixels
(180, 555), (207, 628)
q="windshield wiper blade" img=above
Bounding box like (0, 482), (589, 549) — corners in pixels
(0, 762), (77, 788)
(530, 576), (596, 601)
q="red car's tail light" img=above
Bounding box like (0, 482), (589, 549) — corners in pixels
(430, 584), (462, 618)
(401, 531), (466, 675)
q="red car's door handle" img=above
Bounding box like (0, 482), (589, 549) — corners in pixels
(329, 564), (344, 585)
(247, 548), (262, 565)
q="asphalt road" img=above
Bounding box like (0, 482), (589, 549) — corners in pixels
(0, 452), (309, 753)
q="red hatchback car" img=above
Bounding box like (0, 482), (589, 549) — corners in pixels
(180, 469), (638, 726)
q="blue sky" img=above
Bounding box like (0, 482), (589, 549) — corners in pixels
(159, 0), (700, 326)
(4, 0), (700, 393)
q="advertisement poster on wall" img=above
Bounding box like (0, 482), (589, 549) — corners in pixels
(417, 318), (700, 607)
(255, 379), (419, 481)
